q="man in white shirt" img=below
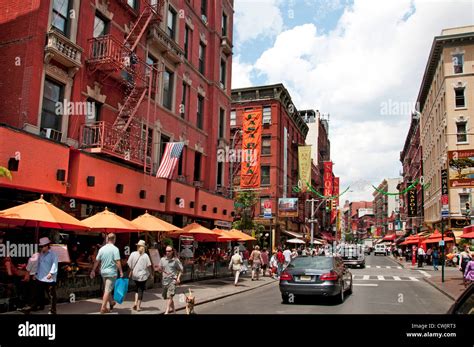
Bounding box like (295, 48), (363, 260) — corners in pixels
(283, 247), (292, 269)
(417, 246), (425, 268)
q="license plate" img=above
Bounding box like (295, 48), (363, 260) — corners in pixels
(300, 276), (311, 281)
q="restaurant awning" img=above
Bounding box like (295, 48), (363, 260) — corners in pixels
(382, 234), (396, 241)
(281, 230), (304, 239)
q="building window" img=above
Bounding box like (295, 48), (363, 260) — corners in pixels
(453, 54), (464, 74)
(455, 88), (465, 108)
(184, 26), (191, 60)
(194, 152), (202, 181)
(162, 69), (174, 110)
(263, 106), (272, 124)
(220, 59), (226, 89)
(197, 95), (204, 129)
(85, 98), (101, 123)
(160, 134), (170, 162)
(262, 135), (271, 155)
(127, 0), (137, 9)
(167, 6), (177, 40)
(52, 0), (70, 36)
(230, 110), (236, 126)
(93, 13), (108, 38)
(146, 55), (158, 100)
(261, 165), (270, 185)
(199, 42), (206, 74)
(219, 108), (225, 138)
(217, 162), (223, 187)
(457, 121), (468, 143)
(180, 82), (188, 118)
(178, 146), (185, 176)
(41, 78), (64, 134)
(222, 12), (228, 37)
(201, 0), (207, 22)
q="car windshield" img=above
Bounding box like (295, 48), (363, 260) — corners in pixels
(287, 256), (333, 269)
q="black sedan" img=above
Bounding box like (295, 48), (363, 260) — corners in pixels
(279, 255), (353, 304)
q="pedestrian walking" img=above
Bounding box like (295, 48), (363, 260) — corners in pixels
(229, 247), (243, 286)
(426, 247), (433, 265)
(463, 258), (474, 287)
(432, 247), (439, 271)
(18, 252), (39, 311)
(21, 238), (58, 314)
(283, 247), (292, 269)
(276, 247), (285, 276)
(261, 248), (269, 277)
(459, 245), (472, 284)
(158, 246), (183, 314)
(250, 246), (264, 281)
(269, 252), (278, 278)
(417, 246), (425, 268)
(127, 240), (153, 312)
(90, 233), (123, 314)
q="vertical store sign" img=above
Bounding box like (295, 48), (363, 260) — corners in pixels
(283, 127), (288, 197)
(331, 177), (340, 224)
(407, 183), (417, 217)
(298, 146), (312, 192)
(323, 162), (333, 197)
(240, 109), (262, 188)
(441, 169), (449, 217)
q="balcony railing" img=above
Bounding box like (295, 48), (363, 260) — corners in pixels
(44, 29), (83, 68)
(80, 121), (151, 166)
(147, 24), (184, 64)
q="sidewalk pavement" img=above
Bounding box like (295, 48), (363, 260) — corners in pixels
(389, 255), (465, 300)
(22, 275), (277, 315)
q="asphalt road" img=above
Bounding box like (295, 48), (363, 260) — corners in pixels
(190, 254), (454, 314)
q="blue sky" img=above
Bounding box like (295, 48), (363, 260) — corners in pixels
(231, 0), (474, 201)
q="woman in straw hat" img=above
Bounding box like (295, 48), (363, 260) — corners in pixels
(127, 240), (153, 311)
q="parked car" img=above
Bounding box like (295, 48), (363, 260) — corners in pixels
(340, 245), (365, 268)
(374, 244), (387, 256)
(279, 255), (353, 304)
(447, 283), (473, 314)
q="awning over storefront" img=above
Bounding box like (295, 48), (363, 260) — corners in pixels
(320, 232), (335, 242)
(382, 234), (396, 241)
(281, 229), (304, 239)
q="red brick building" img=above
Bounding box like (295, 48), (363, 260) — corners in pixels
(399, 116), (423, 233)
(0, 0), (234, 227)
(230, 84), (313, 244)
(348, 201), (373, 237)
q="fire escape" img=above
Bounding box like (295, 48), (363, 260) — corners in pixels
(80, 0), (164, 172)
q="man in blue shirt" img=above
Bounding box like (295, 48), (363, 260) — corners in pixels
(21, 237), (58, 314)
(91, 233), (123, 314)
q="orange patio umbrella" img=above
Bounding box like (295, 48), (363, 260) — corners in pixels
(214, 228), (242, 242)
(229, 229), (257, 242)
(0, 195), (87, 231)
(81, 207), (140, 233)
(131, 211), (182, 232)
(168, 222), (221, 242)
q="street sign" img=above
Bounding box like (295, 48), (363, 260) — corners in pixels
(439, 240), (445, 246)
(441, 210), (449, 218)
(263, 199), (272, 219)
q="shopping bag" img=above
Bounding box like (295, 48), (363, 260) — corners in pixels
(113, 277), (129, 304)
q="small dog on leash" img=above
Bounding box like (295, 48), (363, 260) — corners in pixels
(185, 289), (196, 315)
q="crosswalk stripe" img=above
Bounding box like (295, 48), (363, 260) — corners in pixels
(354, 283), (378, 287)
(366, 265), (371, 268)
(377, 276), (385, 280)
(363, 275), (370, 280)
(386, 266), (391, 269)
(393, 276), (401, 281)
(409, 277), (419, 282)
(376, 266), (381, 268)
(418, 270), (431, 278)
(397, 266), (402, 269)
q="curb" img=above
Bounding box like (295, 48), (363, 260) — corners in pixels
(167, 278), (277, 314)
(386, 256), (406, 268)
(422, 277), (456, 301)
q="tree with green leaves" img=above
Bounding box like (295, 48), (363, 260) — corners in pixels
(232, 191), (259, 231)
(450, 158), (474, 179)
(0, 166), (12, 180)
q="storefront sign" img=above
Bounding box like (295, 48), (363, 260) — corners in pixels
(241, 109), (262, 188)
(450, 218), (470, 229)
(298, 146), (312, 192)
(323, 162), (333, 197)
(178, 236), (194, 259)
(261, 199), (273, 219)
(407, 184), (417, 217)
(215, 220), (232, 229)
(278, 198), (298, 217)
(441, 169), (449, 214)
(448, 150), (474, 188)
(331, 177), (339, 223)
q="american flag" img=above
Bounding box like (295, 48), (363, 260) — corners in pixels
(156, 142), (185, 179)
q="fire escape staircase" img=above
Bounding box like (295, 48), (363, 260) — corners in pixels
(83, 1), (163, 171)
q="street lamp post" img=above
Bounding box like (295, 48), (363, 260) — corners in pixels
(306, 198), (327, 248)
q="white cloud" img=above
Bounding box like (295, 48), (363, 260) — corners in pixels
(234, 0), (284, 45)
(246, 0), (474, 199)
(231, 55), (254, 89)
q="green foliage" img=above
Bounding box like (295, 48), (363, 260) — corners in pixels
(0, 166), (12, 180)
(233, 191), (259, 231)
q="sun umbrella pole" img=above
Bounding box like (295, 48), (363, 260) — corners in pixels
(35, 221), (39, 243)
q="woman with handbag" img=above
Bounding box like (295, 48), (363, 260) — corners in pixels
(127, 240), (153, 312)
(229, 248), (243, 286)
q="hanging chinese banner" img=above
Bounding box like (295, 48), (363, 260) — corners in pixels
(240, 109), (262, 188)
(298, 146), (312, 192)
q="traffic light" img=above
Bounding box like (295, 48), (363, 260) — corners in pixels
(326, 199), (331, 211)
